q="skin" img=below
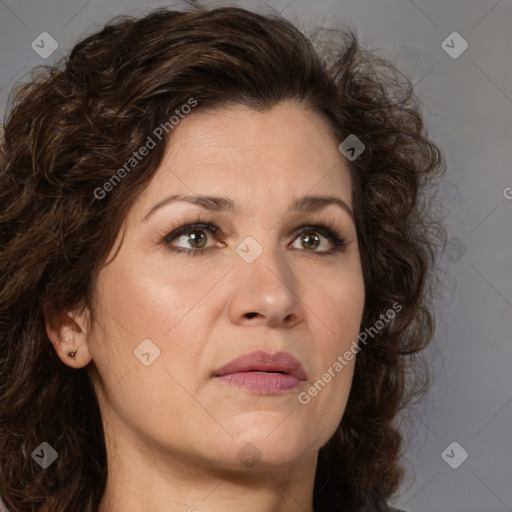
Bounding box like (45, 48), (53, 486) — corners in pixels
(47, 100), (365, 512)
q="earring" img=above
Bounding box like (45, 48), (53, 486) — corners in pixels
(68, 350), (77, 358)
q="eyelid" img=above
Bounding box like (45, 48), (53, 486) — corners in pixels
(159, 214), (348, 255)
(162, 221), (219, 245)
(159, 211), (346, 237)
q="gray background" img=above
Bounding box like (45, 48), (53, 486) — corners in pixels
(1, 0), (511, 511)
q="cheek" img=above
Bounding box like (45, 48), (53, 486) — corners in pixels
(324, 270), (365, 334)
(313, 270), (365, 391)
(95, 254), (217, 343)
(89, 258), (222, 391)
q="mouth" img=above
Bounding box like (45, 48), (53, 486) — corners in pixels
(212, 350), (307, 394)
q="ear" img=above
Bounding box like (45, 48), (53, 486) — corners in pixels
(45, 306), (93, 369)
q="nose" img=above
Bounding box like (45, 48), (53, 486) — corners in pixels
(227, 236), (305, 328)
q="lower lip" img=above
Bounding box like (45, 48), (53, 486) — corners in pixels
(215, 371), (301, 394)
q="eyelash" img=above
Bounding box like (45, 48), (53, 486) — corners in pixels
(159, 218), (348, 257)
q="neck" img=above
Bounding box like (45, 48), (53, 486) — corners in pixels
(98, 450), (316, 512)
(97, 428), (317, 512)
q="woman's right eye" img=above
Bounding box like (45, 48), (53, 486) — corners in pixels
(162, 222), (221, 256)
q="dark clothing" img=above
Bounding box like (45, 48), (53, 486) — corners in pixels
(359, 490), (407, 512)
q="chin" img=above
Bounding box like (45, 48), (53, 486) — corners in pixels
(222, 425), (319, 470)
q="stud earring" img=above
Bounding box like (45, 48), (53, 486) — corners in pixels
(68, 350), (77, 358)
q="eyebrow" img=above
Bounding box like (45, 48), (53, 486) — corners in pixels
(142, 193), (353, 222)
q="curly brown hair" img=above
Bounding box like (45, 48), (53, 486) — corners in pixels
(0, 6), (447, 512)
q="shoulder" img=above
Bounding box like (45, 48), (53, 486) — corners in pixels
(383, 505), (407, 512)
(360, 490), (408, 512)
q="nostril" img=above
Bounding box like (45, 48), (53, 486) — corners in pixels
(245, 312), (258, 319)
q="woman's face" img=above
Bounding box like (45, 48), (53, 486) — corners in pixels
(61, 101), (365, 475)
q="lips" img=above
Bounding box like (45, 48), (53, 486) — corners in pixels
(212, 350), (307, 381)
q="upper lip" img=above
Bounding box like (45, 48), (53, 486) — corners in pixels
(213, 350), (307, 381)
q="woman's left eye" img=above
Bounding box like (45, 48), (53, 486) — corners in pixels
(291, 226), (346, 254)
(162, 222), (347, 257)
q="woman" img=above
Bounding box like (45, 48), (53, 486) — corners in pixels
(0, 6), (446, 512)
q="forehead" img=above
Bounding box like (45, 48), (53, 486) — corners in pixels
(167, 101), (344, 167)
(131, 101), (353, 220)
